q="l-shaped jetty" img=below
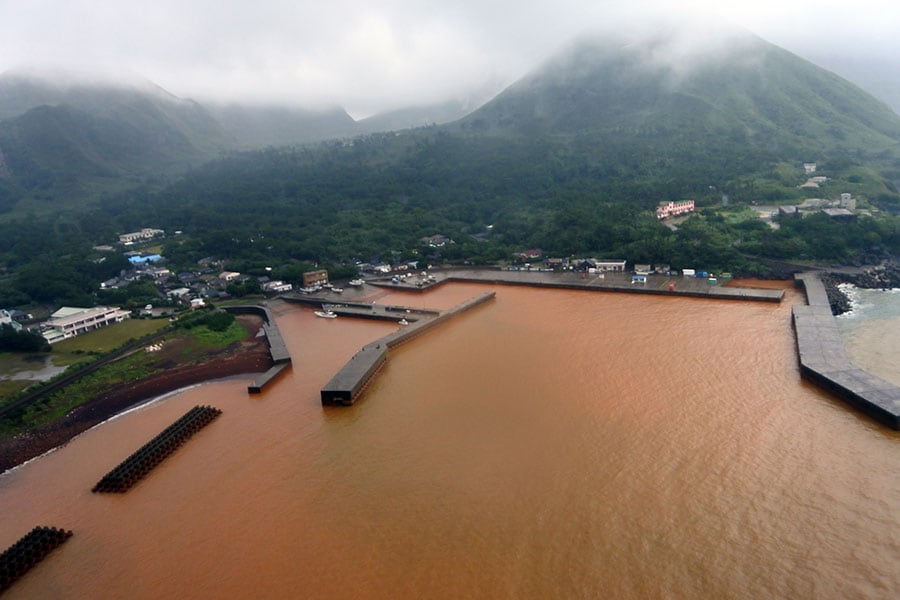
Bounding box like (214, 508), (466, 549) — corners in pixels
(305, 292), (496, 405)
(793, 273), (900, 429)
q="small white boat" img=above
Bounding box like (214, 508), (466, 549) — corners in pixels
(348, 279), (364, 287)
(398, 318), (409, 326)
(315, 310), (337, 319)
(331, 287), (344, 293)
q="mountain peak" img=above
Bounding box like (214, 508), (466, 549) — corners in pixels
(460, 24), (900, 162)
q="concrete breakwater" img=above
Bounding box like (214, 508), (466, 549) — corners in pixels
(92, 405), (223, 493)
(0, 526), (73, 594)
(320, 292), (496, 405)
(793, 273), (900, 429)
(223, 305), (292, 393)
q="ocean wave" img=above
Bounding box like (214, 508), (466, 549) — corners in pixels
(836, 284), (900, 322)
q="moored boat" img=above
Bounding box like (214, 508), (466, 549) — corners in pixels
(314, 309), (337, 319)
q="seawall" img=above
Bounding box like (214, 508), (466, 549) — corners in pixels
(793, 273), (900, 429)
(223, 305), (292, 393)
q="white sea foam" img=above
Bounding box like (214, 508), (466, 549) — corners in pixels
(836, 283), (861, 319)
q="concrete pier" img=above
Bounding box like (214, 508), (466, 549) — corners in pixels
(320, 292), (495, 406)
(368, 268), (784, 302)
(223, 305), (292, 392)
(793, 273), (900, 429)
(282, 295), (439, 323)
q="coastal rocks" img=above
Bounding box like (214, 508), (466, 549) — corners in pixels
(820, 274), (852, 315)
(844, 264), (900, 290)
(823, 263), (899, 316)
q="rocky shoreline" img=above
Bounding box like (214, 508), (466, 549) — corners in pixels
(820, 263), (900, 316)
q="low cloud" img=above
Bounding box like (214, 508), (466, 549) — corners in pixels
(0, 0), (896, 116)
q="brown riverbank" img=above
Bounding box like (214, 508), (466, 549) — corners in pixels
(0, 316), (273, 473)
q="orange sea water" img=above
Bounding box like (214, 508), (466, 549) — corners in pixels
(1, 282), (897, 599)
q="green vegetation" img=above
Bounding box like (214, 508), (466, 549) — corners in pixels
(0, 379), (31, 399)
(181, 319), (246, 348)
(1, 29), (899, 314)
(0, 351), (154, 434)
(0, 324), (49, 352)
(0, 317), (247, 437)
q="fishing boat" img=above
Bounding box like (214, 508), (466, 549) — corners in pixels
(315, 305), (337, 318)
(348, 279), (364, 287)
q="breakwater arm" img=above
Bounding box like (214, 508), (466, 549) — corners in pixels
(223, 305), (292, 393)
(320, 292), (495, 405)
(793, 273), (900, 429)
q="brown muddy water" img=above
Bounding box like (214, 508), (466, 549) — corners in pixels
(1, 282), (897, 599)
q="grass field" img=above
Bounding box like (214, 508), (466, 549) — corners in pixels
(0, 380), (31, 398)
(52, 318), (171, 354)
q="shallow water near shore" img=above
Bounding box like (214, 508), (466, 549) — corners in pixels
(0, 282), (898, 599)
(837, 285), (900, 386)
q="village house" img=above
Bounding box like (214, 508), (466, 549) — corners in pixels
(262, 280), (293, 293)
(593, 259), (627, 272)
(546, 257), (567, 270)
(633, 264), (652, 275)
(1, 309), (23, 331)
(515, 249), (543, 262)
(420, 234), (453, 248)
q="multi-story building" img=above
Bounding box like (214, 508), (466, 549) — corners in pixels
(656, 200), (695, 219)
(41, 306), (131, 344)
(118, 228), (165, 244)
(302, 270), (329, 287)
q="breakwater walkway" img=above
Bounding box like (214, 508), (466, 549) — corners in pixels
(368, 268), (784, 302)
(793, 273), (900, 429)
(223, 305), (291, 393)
(318, 292), (495, 405)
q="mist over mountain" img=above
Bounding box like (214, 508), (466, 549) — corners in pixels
(0, 69), (486, 201)
(2, 22), (900, 221)
(208, 103), (358, 148)
(460, 24), (900, 163)
(0, 71), (231, 200)
(799, 53), (900, 116)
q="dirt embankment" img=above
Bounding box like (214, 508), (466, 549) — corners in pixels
(0, 316), (273, 474)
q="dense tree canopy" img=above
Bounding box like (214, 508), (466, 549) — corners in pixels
(0, 126), (898, 309)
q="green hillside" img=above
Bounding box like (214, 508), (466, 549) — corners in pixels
(1, 28), (899, 310)
(0, 74), (230, 213)
(461, 28), (900, 172)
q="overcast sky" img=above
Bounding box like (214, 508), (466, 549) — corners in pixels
(0, 0), (897, 117)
